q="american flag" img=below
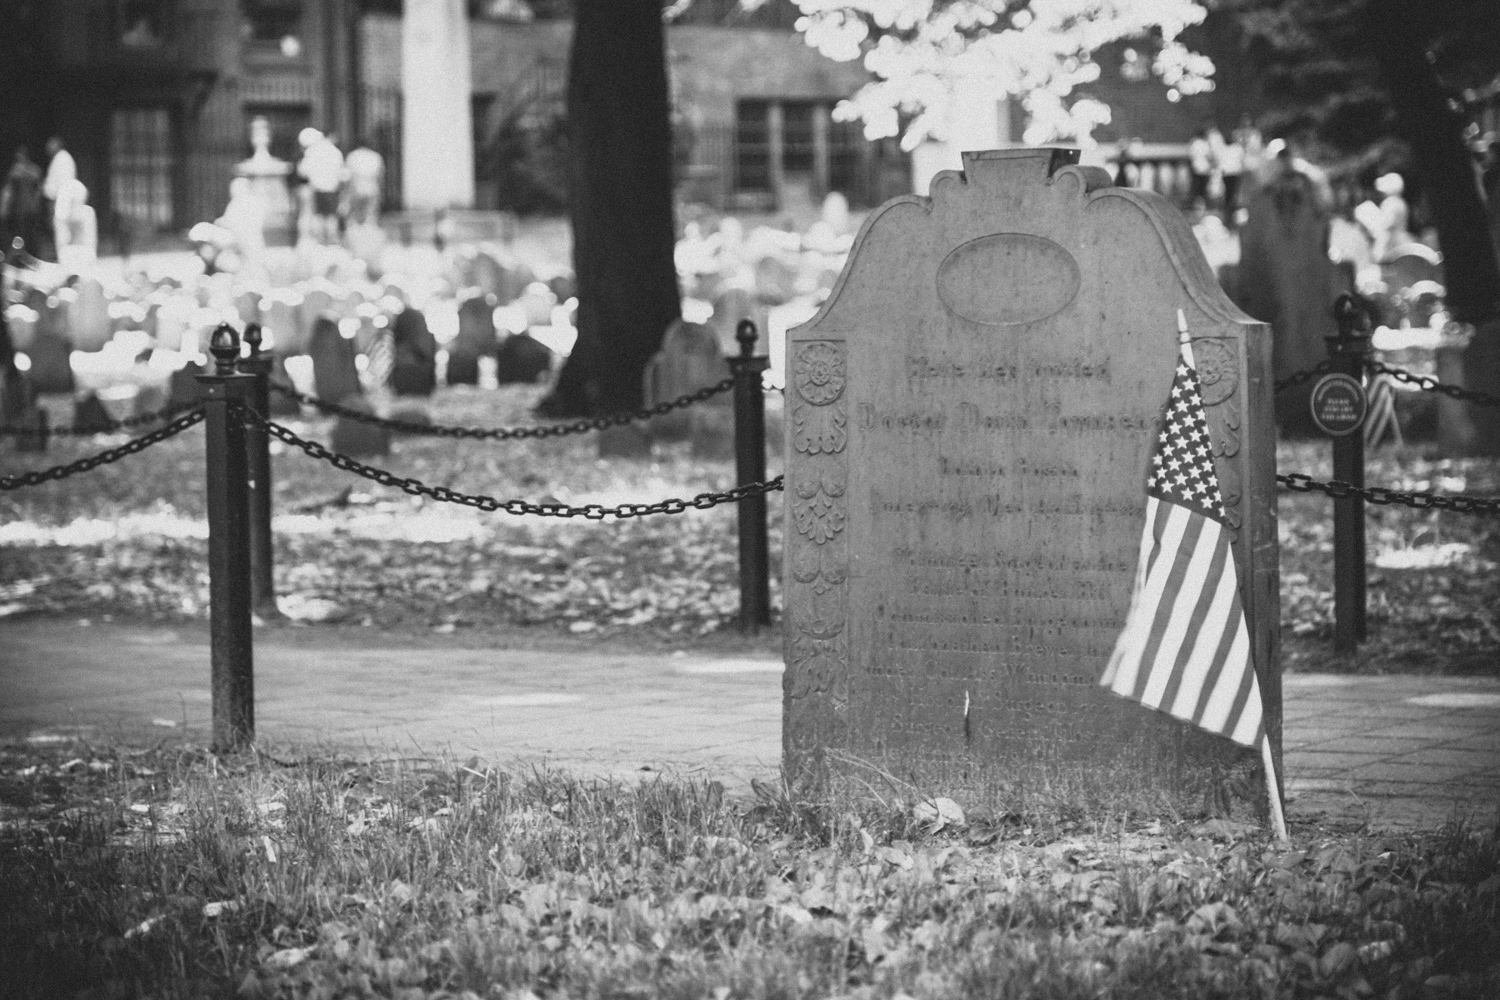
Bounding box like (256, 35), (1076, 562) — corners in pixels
(1100, 330), (1265, 749)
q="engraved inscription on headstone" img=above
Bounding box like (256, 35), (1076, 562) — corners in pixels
(783, 149), (1278, 813)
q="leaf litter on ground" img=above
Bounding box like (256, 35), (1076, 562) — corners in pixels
(2, 734), (1498, 999)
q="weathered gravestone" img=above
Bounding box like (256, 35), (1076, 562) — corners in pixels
(782, 149), (1278, 815)
(644, 320), (731, 446)
(447, 291), (498, 386)
(27, 297), (75, 394)
(69, 277), (113, 352)
(329, 395), (391, 457)
(1233, 167), (1349, 436)
(308, 316), (364, 404)
(493, 331), (553, 385)
(391, 307), (438, 397)
(710, 288), (769, 358)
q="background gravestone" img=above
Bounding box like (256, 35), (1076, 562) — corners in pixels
(391, 307), (437, 397)
(447, 291), (498, 386)
(27, 299), (75, 394)
(329, 395), (391, 456)
(784, 149), (1277, 816)
(494, 331), (553, 384)
(1233, 167), (1349, 436)
(69, 277), (112, 352)
(644, 319), (730, 443)
(710, 288), (769, 357)
(308, 316), (364, 404)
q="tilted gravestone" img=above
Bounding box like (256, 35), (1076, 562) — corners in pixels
(782, 149), (1278, 815)
(1233, 168), (1349, 437)
(308, 316), (364, 404)
(447, 291), (498, 386)
(391, 307), (438, 397)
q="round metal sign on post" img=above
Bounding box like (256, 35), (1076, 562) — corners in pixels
(1309, 372), (1368, 437)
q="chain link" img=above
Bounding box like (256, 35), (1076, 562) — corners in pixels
(0, 408), (205, 490)
(269, 376), (736, 439)
(238, 404), (782, 517)
(1365, 360), (1500, 409)
(1274, 359), (1335, 393)
(1278, 472), (1500, 514)
(0, 398), (203, 437)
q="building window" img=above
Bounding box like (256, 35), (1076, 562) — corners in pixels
(116, 0), (169, 48)
(110, 107), (175, 229)
(242, 0), (304, 58)
(734, 99), (772, 192)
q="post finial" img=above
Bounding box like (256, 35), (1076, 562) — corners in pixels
(1333, 292), (1371, 338)
(209, 323), (240, 375)
(243, 322), (262, 358)
(735, 319), (758, 359)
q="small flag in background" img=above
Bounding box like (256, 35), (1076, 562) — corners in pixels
(1100, 322), (1264, 749)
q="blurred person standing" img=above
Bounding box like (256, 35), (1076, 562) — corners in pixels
(41, 137), (76, 261)
(53, 179), (97, 273)
(1218, 130), (1247, 227)
(297, 128), (344, 244)
(1, 147), (46, 255)
(1188, 127), (1214, 209)
(342, 143), (384, 227)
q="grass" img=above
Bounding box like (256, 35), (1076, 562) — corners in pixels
(3, 387), (1498, 670)
(2, 733), (1497, 999)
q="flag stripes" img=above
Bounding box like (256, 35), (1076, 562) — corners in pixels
(1100, 337), (1265, 750)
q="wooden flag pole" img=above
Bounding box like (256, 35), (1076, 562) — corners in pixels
(1261, 735), (1290, 843)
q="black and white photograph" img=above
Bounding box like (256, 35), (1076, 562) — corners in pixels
(2, 1), (1498, 996)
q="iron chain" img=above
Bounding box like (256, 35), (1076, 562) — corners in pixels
(1365, 360), (1500, 409)
(238, 404), (782, 517)
(1274, 360), (1335, 393)
(270, 377), (736, 439)
(0, 408), (205, 490)
(0, 398), (202, 437)
(1278, 472), (1500, 515)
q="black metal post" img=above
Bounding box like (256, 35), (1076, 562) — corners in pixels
(198, 324), (256, 750)
(1328, 295), (1371, 652)
(730, 319), (772, 632)
(239, 323), (279, 618)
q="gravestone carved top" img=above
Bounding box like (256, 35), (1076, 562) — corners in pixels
(782, 148), (1277, 815)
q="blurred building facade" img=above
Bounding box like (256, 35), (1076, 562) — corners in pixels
(0, 0), (1253, 241)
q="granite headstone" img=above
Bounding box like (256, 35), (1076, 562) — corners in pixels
(391, 307), (438, 397)
(493, 331), (553, 385)
(1233, 168), (1349, 436)
(644, 319), (731, 444)
(329, 396), (391, 456)
(447, 292), (498, 386)
(308, 316), (364, 404)
(27, 298), (75, 394)
(782, 149), (1277, 815)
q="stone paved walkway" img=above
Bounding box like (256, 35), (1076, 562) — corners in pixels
(2, 620), (1495, 831)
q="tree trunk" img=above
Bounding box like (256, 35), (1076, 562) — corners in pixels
(536, 0), (681, 420)
(1367, 0), (1500, 453)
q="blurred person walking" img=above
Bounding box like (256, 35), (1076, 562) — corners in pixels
(1, 147), (46, 255)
